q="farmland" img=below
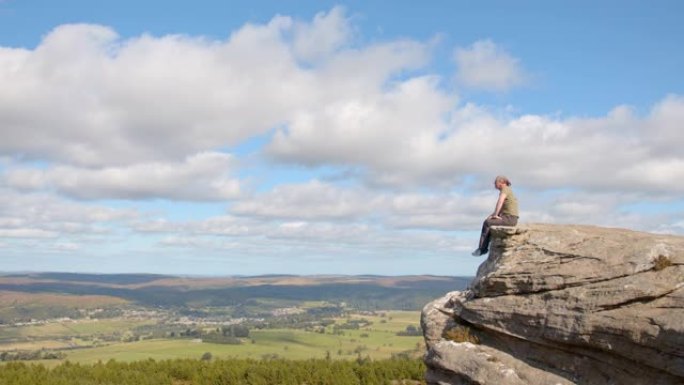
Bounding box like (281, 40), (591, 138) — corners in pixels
(55, 311), (423, 364)
(0, 273), (469, 365)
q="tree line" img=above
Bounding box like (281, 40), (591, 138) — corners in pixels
(0, 357), (426, 385)
(0, 350), (66, 362)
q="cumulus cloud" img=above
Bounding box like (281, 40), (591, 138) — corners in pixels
(0, 8), (430, 169)
(1, 7), (683, 275)
(268, 75), (454, 172)
(153, 217), (470, 256)
(129, 180), (497, 253)
(385, 192), (491, 230)
(133, 183), (684, 265)
(268, 93), (684, 195)
(0, 228), (58, 238)
(0, 22), (299, 166)
(232, 180), (684, 233)
(2, 12), (680, 203)
(141, 213), (451, 258)
(230, 180), (490, 230)
(0, 188), (137, 246)
(454, 39), (526, 91)
(290, 6), (353, 62)
(0, 189), (136, 224)
(133, 215), (252, 237)
(4, 152), (240, 201)
(232, 180), (382, 220)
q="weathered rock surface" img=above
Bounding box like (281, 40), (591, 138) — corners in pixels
(421, 224), (684, 385)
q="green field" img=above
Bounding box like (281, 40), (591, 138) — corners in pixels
(0, 318), (155, 344)
(6, 319), (155, 338)
(0, 273), (455, 368)
(1, 311), (424, 366)
(68, 311), (423, 363)
(64, 331), (421, 363)
(0, 319), (156, 355)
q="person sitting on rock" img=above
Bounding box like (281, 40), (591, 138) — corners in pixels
(472, 175), (519, 256)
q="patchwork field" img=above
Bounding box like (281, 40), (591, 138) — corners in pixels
(1, 310), (423, 367)
(0, 273), (466, 367)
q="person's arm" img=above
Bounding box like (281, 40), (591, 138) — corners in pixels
(490, 191), (507, 218)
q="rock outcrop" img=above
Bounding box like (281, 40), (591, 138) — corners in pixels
(421, 224), (684, 385)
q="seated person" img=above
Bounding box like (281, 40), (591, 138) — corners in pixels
(472, 175), (519, 256)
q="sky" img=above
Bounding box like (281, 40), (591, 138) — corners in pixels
(0, 1), (683, 276)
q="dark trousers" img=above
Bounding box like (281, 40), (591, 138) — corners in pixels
(479, 214), (518, 252)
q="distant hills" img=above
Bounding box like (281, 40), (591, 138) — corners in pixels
(3, 272), (172, 285)
(0, 273), (472, 312)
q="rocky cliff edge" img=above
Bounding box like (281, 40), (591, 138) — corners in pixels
(421, 224), (684, 385)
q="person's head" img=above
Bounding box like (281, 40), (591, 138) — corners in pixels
(494, 175), (511, 190)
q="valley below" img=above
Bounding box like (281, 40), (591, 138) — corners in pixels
(0, 273), (470, 365)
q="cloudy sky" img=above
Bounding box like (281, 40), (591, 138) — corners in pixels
(1, 1), (682, 276)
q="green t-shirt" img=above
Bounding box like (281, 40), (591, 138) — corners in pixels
(500, 186), (519, 217)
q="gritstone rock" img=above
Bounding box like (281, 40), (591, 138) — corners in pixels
(421, 224), (684, 385)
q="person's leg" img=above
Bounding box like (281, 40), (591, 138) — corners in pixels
(474, 215), (519, 256)
(500, 215), (518, 227)
(478, 217), (500, 252)
(478, 219), (491, 252)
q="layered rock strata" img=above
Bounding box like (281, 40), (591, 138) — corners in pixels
(421, 224), (684, 385)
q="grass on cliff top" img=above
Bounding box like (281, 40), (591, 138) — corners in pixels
(653, 255), (672, 271)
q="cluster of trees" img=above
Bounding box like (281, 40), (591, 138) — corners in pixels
(328, 318), (372, 335)
(396, 325), (423, 337)
(160, 324), (252, 345)
(0, 350), (66, 361)
(249, 312), (339, 330)
(335, 318), (371, 330)
(0, 306), (82, 324)
(0, 357), (426, 385)
(202, 325), (250, 345)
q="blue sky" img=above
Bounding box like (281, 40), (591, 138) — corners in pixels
(0, 1), (683, 276)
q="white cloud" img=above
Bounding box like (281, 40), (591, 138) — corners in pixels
(386, 192), (491, 230)
(231, 180), (684, 235)
(641, 94), (684, 153)
(1, 8), (683, 275)
(0, 189), (136, 223)
(0, 188), (136, 242)
(454, 39), (525, 91)
(0, 9), (431, 169)
(232, 180), (382, 220)
(230, 180), (493, 230)
(268, 93), (684, 195)
(0, 228), (58, 238)
(291, 6), (353, 62)
(4, 152), (240, 201)
(154, 218), (469, 256)
(52, 242), (81, 251)
(132, 215), (252, 237)
(141, 185), (684, 261)
(268, 75), (454, 172)
(3, 14), (681, 205)
(0, 22), (295, 166)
